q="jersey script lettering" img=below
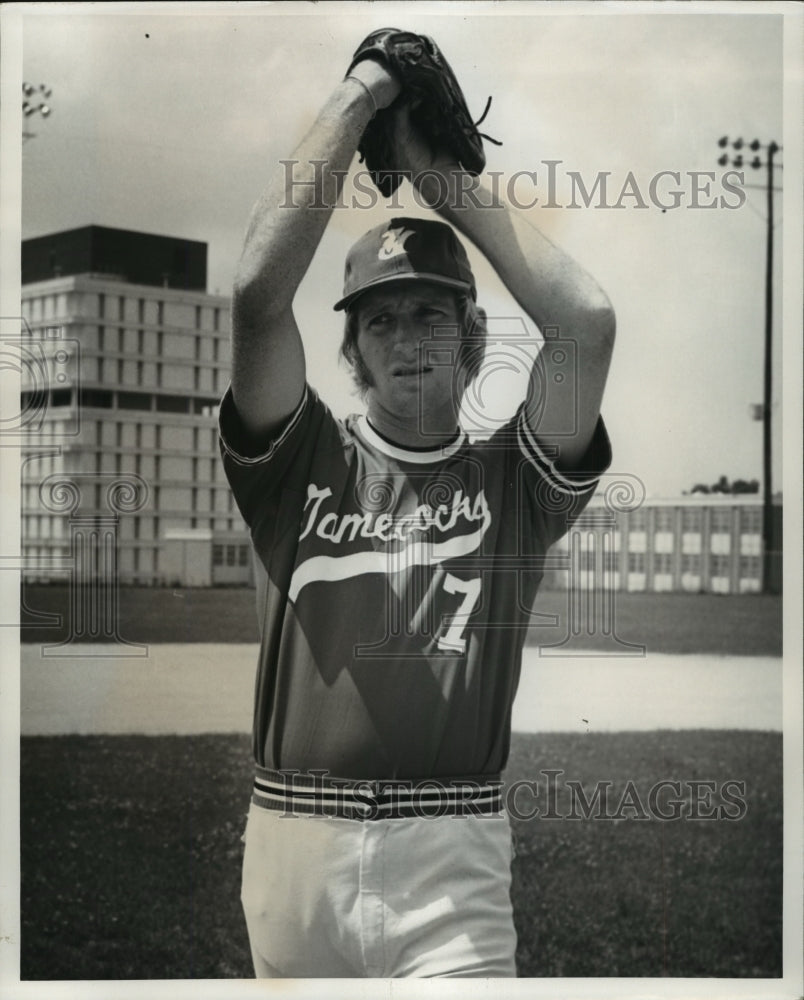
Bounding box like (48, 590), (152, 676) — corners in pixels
(289, 481), (492, 603)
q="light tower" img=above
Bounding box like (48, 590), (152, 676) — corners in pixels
(717, 136), (782, 593)
(22, 82), (53, 142)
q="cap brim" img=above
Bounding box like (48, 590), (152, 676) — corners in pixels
(333, 272), (474, 311)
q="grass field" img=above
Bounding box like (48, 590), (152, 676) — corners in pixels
(18, 587), (784, 979)
(20, 585), (783, 655)
(20, 730), (782, 980)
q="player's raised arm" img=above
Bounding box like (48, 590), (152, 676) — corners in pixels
(230, 57), (400, 446)
(392, 109), (615, 472)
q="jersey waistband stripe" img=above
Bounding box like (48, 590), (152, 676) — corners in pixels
(251, 767), (505, 820)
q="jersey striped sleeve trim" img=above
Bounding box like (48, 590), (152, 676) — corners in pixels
(218, 384), (309, 467)
(517, 408), (610, 495)
(355, 414), (466, 464)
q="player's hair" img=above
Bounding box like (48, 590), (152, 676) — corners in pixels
(340, 293), (487, 397)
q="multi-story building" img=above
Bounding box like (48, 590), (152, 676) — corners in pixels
(548, 494), (782, 595)
(18, 226), (782, 597)
(19, 225), (252, 588)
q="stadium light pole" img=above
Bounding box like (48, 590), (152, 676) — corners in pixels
(717, 136), (782, 593)
(22, 82), (53, 142)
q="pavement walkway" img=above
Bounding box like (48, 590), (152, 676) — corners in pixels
(19, 643), (783, 736)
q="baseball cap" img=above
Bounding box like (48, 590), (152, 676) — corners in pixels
(333, 217), (476, 311)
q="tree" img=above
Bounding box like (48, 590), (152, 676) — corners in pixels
(685, 476), (759, 496)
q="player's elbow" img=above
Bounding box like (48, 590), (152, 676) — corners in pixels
(594, 303), (616, 347)
(579, 298), (616, 356)
(232, 271), (290, 332)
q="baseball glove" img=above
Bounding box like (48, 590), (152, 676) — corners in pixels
(346, 27), (500, 197)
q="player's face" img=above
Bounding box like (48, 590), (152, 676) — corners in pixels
(354, 282), (463, 438)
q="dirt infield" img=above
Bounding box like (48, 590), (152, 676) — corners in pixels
(20, 643), (783, 736)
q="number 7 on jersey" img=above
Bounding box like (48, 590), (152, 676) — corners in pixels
(437, 573), (482, 654)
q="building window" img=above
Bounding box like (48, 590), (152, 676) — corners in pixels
(238, 545), (249, 567)
(133, 517), (140, 540)
(137, 361), (144, 386)
(226, 545), (236, 567)
(138, 299), (145, 324)
(213, 307), (220, 332)
(213, 338), (220, 362)
(710, 508), (732, 532)
(654, 508), (675, 531)
(682, 553), (700, 574)
(137, 329), (144, 353)
(117, 391), (151, 411)
(654, 553), (673, 574)
(116, 422), (123, 446)
(603, 549), (618, 572)
(195, 305), (202, 328)
(681, 508), (703, 531)
(710, 554), (730, 577)
(578, 548), (596, 572)
(97, 358), (104, 383)
(98, 294), (106, 319)
(628, 552), (645, 573)
(193, 427), (200, 451)
(117, 358), (124, 383)
(118, 297), (125, 321)
(191, 487), (198, 510)
(156, 395), (189, 414)
(213, 544), (224, 566)
(190, 517), (197, 529)
(157, 302), (164, 326)
(741, 508), (762, 533)
(98, 325), (105, 351)
(155, 426), (161, 449)
(629, 508), (647, 531)
(118, 328), (125, 352)
(739, 555), (761, 579)
(193, 366), (200, 391)
(81, 388), (113, 409)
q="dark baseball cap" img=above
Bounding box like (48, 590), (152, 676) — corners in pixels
(333, 217), (476, 311)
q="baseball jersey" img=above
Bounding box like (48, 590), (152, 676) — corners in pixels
(219, 384), (611, 781)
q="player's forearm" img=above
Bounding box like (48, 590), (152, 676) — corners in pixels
(422, 172), (615, 337)
(233, 80), (375, 320)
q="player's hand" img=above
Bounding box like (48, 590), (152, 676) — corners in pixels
(346, 58), (401, 112)
(391, 104), (461, 192)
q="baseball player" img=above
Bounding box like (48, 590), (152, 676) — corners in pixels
(220, 30), (615, 978)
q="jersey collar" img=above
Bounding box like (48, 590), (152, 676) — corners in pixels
(356, 415), (466, 464)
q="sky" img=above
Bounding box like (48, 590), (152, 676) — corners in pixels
(9, 2), (800, 498)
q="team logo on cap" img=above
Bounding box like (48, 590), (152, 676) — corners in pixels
(378, 226), (415, 261)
